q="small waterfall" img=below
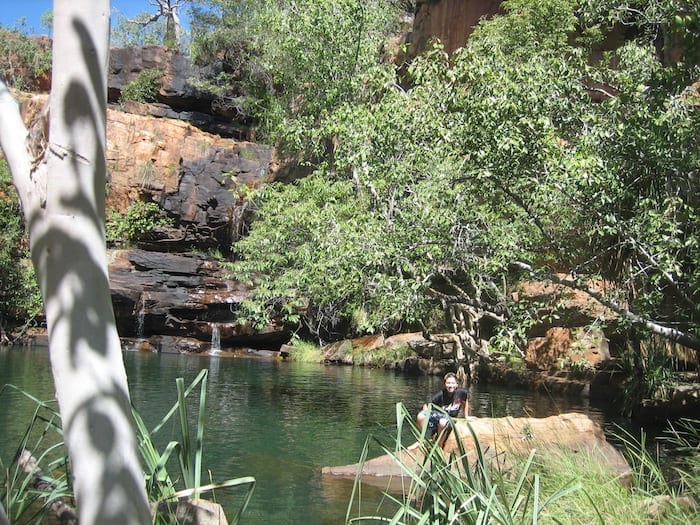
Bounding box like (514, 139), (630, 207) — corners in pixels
(210, 324), (221, 353)
(136, 295), (146, 340)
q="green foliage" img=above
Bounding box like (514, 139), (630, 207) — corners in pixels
(106, 200), (171, 244)
(190, 0), (403, 147)
(610, 420), (700, 521)
(188, 0), (272, 124)
(286, 339), (323, 362)
(662, 418), (700, 502)
(231, 0), (700, 372)
(118, 69), (163, 104)
(0, 23), (52, 91)
(351, 344), (415, 367)
(0, 162), (42, 332)
(621, 337), (680, 415)
(579, 0), (700, 63)
(110, 11), (167, 47)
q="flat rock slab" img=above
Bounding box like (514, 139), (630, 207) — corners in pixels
(322, 413), (629, 488)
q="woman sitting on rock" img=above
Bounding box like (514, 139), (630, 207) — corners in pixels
(417, 372), (469, 447)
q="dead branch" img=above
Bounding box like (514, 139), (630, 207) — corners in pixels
(18, 450), (78, 525)
(512, 261), (700, 351)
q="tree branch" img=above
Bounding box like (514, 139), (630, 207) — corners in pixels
(631, 237), (695, 310)
(512, 261), (700, 351)
(18, 450), (78, 525)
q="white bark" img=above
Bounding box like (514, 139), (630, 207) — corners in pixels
(0, 1), (150, 524)
(143, 0), (184, 45)
(513, 261), (700, 352)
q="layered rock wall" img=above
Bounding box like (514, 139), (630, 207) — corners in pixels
(106, 108), (272, 252)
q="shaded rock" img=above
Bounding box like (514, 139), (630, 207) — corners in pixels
(514, 278), (617, 331)
(321, 340), (354, 364)
(108, 46), (254, 139)
(114, 100), (250, 140)
(385, 332), (426, 350)
(109, 249), (289, 350)
(404, 0), (503, 61)
(525, 326), (610, 370)
(151, 499), (229, 525)
(633, 385), (700, 424)
(639, 495), (697, 520)
(109, 46), (212, 113)
(322, 413), (630, 490)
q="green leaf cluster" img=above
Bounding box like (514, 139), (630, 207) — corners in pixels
(110, 11), (168, 48)
(106, 200), (172, 244)
(118, 68), (163, 104)
(190, 0), (404, 147)
(0, 23), (52, 91)
(0, 162), (42, 332)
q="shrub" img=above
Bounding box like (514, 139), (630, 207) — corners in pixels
(0, 161), (42, 332)
(287, 340), (323, 362)
(106, 200), (171, 244)
(0, 24), (52, 91)
(119, 69), (163, 104)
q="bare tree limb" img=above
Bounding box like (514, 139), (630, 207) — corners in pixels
(512, 261), (700, 351)
(18, 450), (78, 525)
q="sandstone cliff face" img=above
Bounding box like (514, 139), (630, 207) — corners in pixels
(406, 0), (503, 58)
(15, 62), (279, 351)
(106, 108), (272, 252)
(102, 100), (278, 350)
(109, 249), (288, 352)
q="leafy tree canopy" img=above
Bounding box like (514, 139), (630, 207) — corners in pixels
(230, 0), (699, 352)
(189, 0), (406, 144)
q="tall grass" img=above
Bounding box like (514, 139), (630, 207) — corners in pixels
(347, 403), (581, 524)
(133, 368), (256, 525)
(286, 339), (323, 362)
(0, 385), (73, 525)
(347, 404), (699, 524)
(1, 372), (257, 524)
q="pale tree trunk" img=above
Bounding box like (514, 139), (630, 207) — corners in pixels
(0, 1), (150, 524)
(151, 0), (184, 47)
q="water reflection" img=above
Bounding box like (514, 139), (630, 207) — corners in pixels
(1, 347), (615, 525)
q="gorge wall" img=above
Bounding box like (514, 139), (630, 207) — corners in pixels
(405, 0), (503, 58)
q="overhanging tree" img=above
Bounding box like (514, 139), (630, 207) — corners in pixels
(233, 0), (699, 363)
(0, 1), (150, 523)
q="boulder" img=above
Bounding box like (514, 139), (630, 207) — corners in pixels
(321, 340), (354, 364)
(151, 499), (229, 525)
(322, 413), (630, 489)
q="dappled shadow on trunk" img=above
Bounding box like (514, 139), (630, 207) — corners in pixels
(22, 8), (150, 524)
